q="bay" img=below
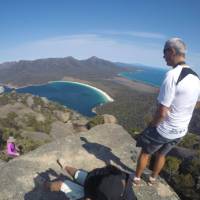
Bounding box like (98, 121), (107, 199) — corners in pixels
(6, 81), (111, 117)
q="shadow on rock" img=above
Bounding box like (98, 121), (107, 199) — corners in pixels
(24, 168), (70, 200)
(80, 136), (133, 173)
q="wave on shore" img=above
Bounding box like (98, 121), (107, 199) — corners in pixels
(49, 81), (114, 102)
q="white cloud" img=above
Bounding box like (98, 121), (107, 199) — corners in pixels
(2, 33), (199, 71)
(0, 33), (167, 67)
(101, 30), (167, 39)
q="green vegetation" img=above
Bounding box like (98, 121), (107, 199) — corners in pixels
(96, 79), (156, 134)
(24, 114), (52, 134)
(0, 94), (10, 106)
(173, 173), (197, 199)
(0, 112), (21, 132)
(163, 156), (182, 180)
(0, 93), (72, 162)
(178, 133), (200, 149)
(33, 96), (45, 107)
(87, 115), (104, 129)
(17, 137), (47, 153)
(0, 91), (28, 105)
(162, 140), (200, 200)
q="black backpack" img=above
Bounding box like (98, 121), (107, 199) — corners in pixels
(84, 165), (137, 200)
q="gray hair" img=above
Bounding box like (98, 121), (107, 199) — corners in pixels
(164, 37), (187, 55)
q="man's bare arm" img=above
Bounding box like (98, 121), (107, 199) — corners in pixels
(195, 101), (200, 109)
(149, 104), (170, 127)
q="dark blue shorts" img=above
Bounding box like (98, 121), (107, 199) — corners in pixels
(136, 127), (181, 155)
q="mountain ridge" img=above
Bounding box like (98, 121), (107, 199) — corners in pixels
(0, 56), (131, 86)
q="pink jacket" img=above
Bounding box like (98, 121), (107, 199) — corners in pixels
(7, 142), (19, 156)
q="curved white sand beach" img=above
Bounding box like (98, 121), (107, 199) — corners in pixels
(49, 81), (114, 102)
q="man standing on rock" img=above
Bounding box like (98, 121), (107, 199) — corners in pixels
(134, 38), (200, 186)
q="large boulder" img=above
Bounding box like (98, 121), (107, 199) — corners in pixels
(50, 121), (75, 139)
(26, 96), (34, 108)
(53, 110), (70, 123)
(72, 118), (89, 132)
(0, 159), (5, 169)
(41, 97), (49, 104)
(35, 113), (46, 122)
(102, 114), (117, 124)
(0, 124), (180, 200)
(0, 103), (34, 118)
(21, 131), (51, 143)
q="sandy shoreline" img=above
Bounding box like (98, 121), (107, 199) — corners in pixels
(49, 80), (114, 102)
(4, 79), (114, 103)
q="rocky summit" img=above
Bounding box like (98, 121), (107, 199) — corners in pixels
(0, 124), (180, 200)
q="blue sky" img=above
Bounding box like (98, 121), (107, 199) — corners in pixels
(0, 0), (200, 71)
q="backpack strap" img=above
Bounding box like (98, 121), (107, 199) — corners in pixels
(176, 67), (199, 85)
(122, 175), (137, 200)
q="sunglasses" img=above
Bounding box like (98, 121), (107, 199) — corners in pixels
(163, 48), (171, 54)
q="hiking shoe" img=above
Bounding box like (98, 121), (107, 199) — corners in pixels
(147, 176), (157, 186)
(132, 176), (141, 186)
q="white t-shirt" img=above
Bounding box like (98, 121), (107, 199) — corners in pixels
(157, 65), (200, 139)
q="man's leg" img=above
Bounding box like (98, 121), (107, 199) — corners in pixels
(45, 181), (63, 192)
(135, 149), (150, 178)
(57, 159), (78, 178)
(64, 166), (78, 177)
(151, 153), (166, 178)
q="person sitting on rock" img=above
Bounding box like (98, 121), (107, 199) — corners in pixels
(6, 136), (20, 157)
(37, 159), (137, 200)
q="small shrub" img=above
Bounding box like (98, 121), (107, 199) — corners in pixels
(17, 138), (44, 153)
(178, 133), (199, 149)
(129, 127), (142, 138)
(7, 112), (18, 120)
(0, 94), (10, 105)
(163, 156), (182, 179)
(24, 114), (52, 134)
(33, 96), (46, 107)
(86, 115), (104, 129)
(0, 151), (12, 162)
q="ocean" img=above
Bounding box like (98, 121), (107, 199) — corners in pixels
(6, 81), (110, 117)
(119, 66), (168, 87)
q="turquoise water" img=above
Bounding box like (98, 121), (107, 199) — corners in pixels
(6, 82), (109, 117)
(120, 67), (168, 87)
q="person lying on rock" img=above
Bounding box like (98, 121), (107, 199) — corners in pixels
(37, 159), (137, 200)
(6, 136), (21, 157)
